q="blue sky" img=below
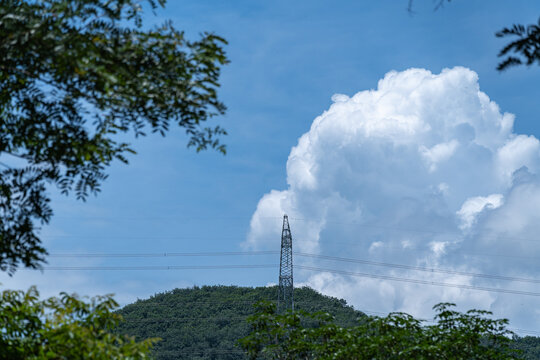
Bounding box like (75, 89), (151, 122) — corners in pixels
(4, 0), (540, 334)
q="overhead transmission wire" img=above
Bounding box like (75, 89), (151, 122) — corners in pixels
(42, 235), (240, 240)
(47, 243), (540, 262)
(47, 250), (540, 285)
(295, 265), (540, 297)
(32, 265), (540, 297)
(276, 217), (540, 244)
(40, 264), (276, 271)
(294, 253), (540, 284)
(44, 215), (540, 243)
(37, 219), (540, 337)
(49, 250), (278, 258)
(41, 216), (540, 262)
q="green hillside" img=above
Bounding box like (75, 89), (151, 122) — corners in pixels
(512, 336), (540, 359)
(116, 285), (364, 359)
(117, 285), (540, 359)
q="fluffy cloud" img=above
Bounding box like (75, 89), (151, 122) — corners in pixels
(245, 67), (540, 332)
(456, 194), (503, 230)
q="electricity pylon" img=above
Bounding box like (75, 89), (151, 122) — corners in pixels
(277, 214), (293, 313)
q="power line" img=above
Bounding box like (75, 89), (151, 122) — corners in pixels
(36, 264), (277, 271)
(52, 216), (253, 220)
(296, 266), (540, 297)
(44, 239), (540, 262)
(47, 250), (540, 285)
(295, 252), (540, 284)
(49, 251), (278, 258)
(44, 215), (540, 243)
(42, 235), (239, 240)
(317, 241), (540, 261)
(28, 262), (540, 297)
(286, 218), (540, 243)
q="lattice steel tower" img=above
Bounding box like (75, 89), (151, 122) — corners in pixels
(277, 214), (294, 313)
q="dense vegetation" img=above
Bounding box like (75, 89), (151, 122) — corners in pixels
(0, 286), (156, 359)
(512, 337), (540, 360)
(116, 286), (364, 359)
(117, 285), (540, 360)
(240, 302), (518, 359)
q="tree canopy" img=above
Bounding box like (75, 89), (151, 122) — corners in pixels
(0, 0), (228, 273)
(0, 286), (157, 359)
(239, 302), (519, 360)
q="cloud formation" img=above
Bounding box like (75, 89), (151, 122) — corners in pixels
(246, 67), (540, 331)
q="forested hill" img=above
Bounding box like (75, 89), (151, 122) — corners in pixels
(116, 285), (364, 360)
(116, 285), (540, 360)
(512, 336), (540, 360)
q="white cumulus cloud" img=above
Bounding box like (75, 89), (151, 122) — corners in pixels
(419, 140), (459, 172)
(245, 67), (540, 332)
(456, 194), (503, 230)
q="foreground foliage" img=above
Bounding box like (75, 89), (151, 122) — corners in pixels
(0, 286), (157, 359)
(496, 17), (540, 71)
(410, 1), (540, 72)
(240, 301), (519, 360)
(0, 0), (228, 273)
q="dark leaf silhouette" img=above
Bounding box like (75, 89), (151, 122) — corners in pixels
(0, 0), (228, 273)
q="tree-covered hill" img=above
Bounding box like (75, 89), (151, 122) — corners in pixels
(117, 285), (540, 360)
(512, 336), (540, 360)
(116, 285), (364, 359)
